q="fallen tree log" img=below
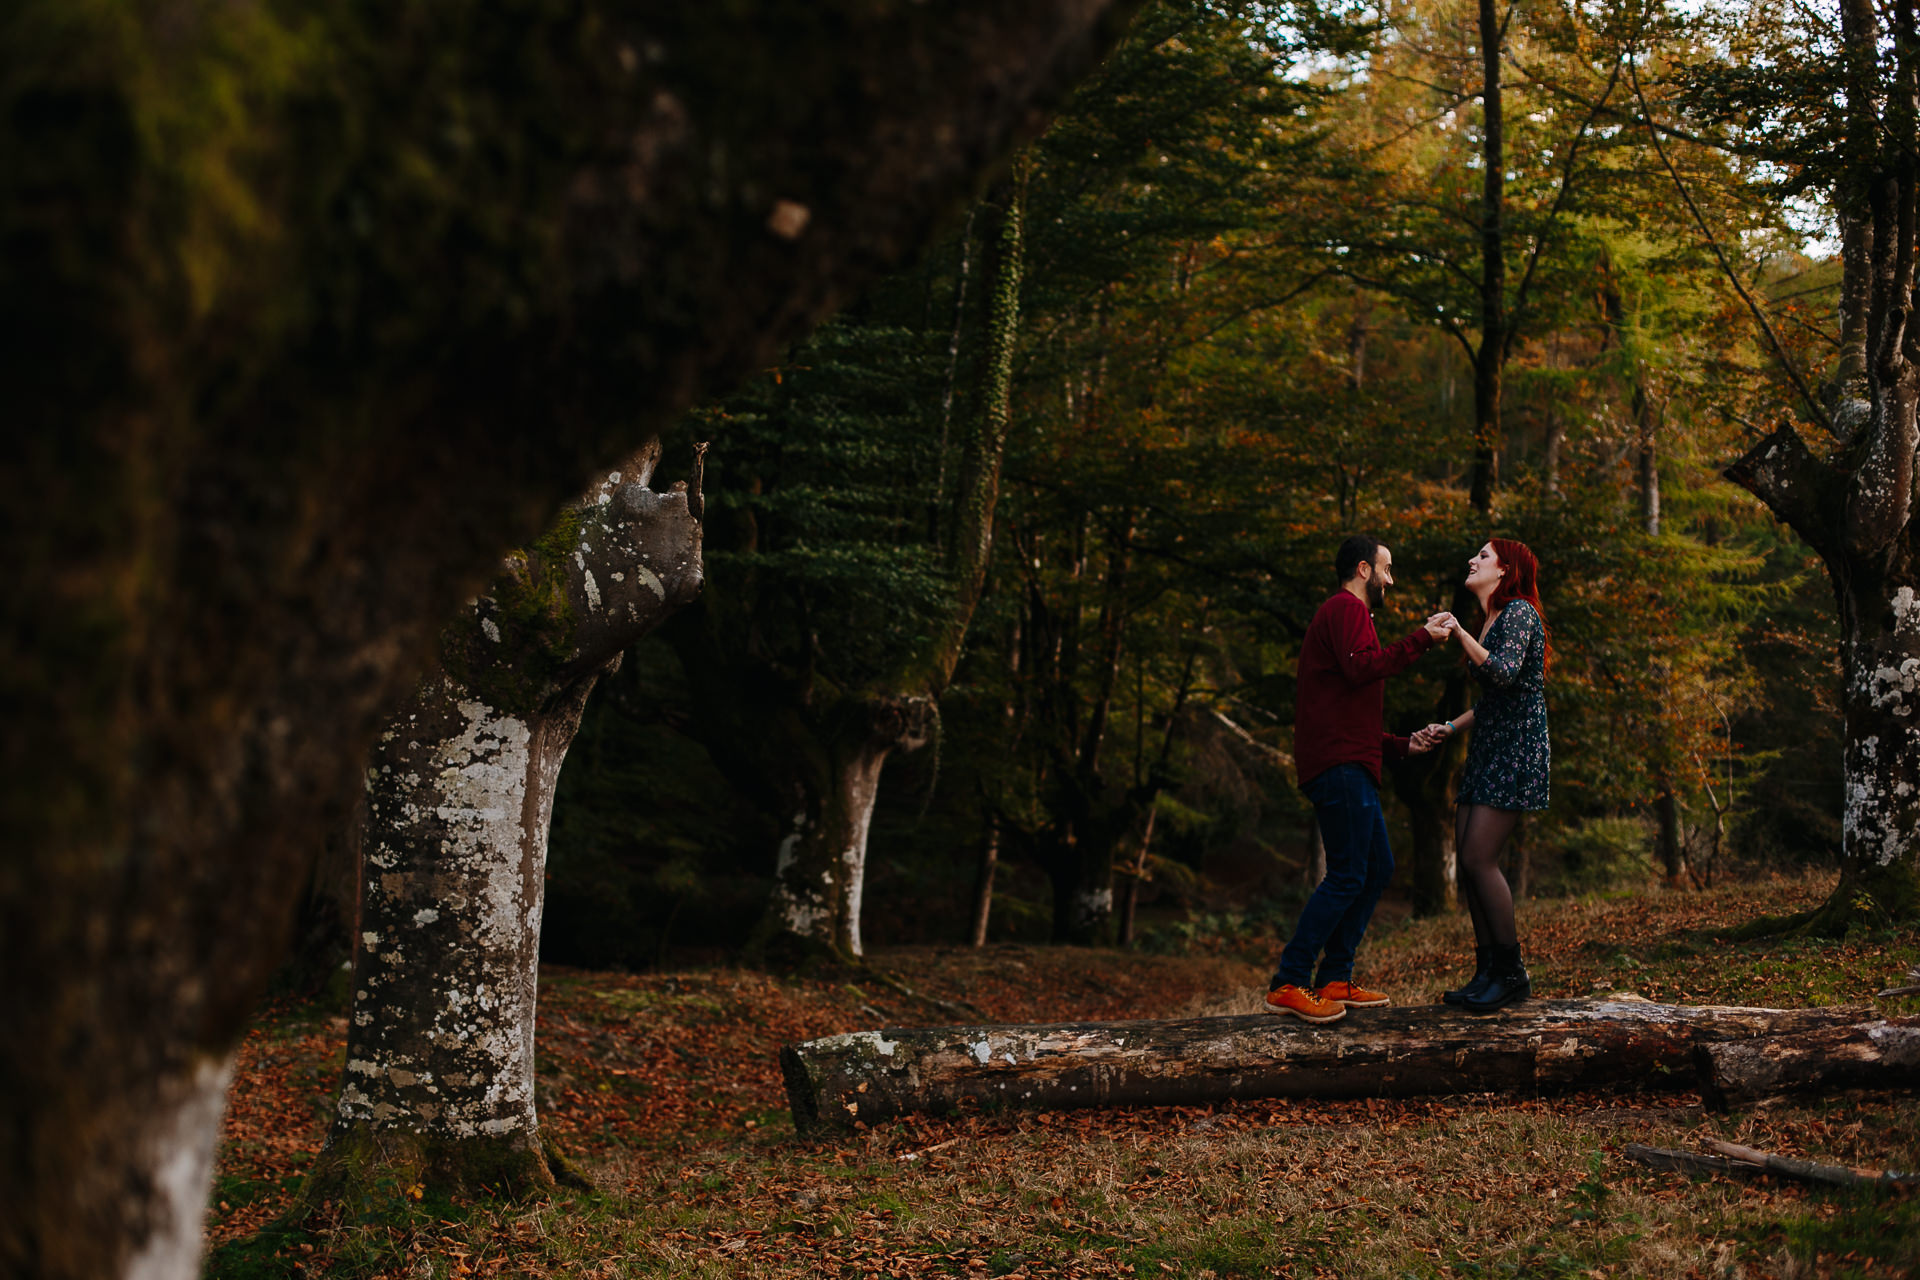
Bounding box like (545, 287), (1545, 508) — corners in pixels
(1697, 1017), (1920, 1110)
(781, 1000), (1866, 1133)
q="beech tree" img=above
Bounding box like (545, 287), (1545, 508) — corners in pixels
(1684, 0), (1920, 926)
(666, 190), (1022, 962)
(313, 445), (702, 1198)
(0, 3), (1141, 1276)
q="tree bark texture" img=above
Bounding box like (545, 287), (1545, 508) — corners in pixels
(1, 4), (1139, 1275)
(781, 1000), (1866, 1133)
(758, 721), (925, 961)
(1722, 0), (1920, 928)
(319, 447), (703, 1198)
(1697, 1017), (1920, 1110)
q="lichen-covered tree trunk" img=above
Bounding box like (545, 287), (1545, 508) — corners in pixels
(313, 448), (703, 1199)
(1722, 0), (1920, 930)
(755, 699), (935, 960)
(328, 673), (592, 1194)
(3, 3), (1139, 1273)
(1832, 557), (1920, 918)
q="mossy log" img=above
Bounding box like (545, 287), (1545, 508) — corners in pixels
(1697, 1017), (1920, 1109)
(781, 1000), (1868, 1133)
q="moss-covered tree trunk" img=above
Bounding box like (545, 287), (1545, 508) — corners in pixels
(676, 180), (1026, 964)
(1724, 0), (1920, 930)
(311, 448), (702, 1201)
(2, 4), (1139, 1274)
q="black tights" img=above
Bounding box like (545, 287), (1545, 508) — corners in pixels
(1455, 804), (1520, 947)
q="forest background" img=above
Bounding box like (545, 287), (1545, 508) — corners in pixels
(394, 0), (1861, 978)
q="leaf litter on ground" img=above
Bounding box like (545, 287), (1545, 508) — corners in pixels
(206, 869), (1920, 1279)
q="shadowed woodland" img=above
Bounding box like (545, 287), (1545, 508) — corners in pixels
(4, 0), (1920, 1277)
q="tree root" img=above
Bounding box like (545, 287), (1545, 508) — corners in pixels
(1726, 908), (1816, 942)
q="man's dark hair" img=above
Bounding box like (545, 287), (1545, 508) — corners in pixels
(1334, 534), (1381, 583)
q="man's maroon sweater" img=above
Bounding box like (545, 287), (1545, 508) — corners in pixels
(1295, 590), (1435, 789)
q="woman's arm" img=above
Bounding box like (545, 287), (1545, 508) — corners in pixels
(1456, 603), (1534, 688)
(1454, 621), (1491, 667)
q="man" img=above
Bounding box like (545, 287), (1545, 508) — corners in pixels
(1267, 534), (1453, 1022)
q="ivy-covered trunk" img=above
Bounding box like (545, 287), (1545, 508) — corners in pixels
(674, 180), (1025, 965)
(312, 450), (703, 1199)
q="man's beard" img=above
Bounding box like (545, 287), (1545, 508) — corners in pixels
(1366, 578), (1386, 610)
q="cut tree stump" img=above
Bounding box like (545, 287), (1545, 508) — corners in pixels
(780, 1000), (1867, 1133)
(1697, 1017), (1920, 1109)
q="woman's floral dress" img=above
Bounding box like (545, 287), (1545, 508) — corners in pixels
(1457, 599), (1550, 811)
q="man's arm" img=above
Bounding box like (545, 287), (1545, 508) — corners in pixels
(1328, 597), (1440, 686)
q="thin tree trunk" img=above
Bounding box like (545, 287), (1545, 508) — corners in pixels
(930, 205), (979, 544)
(1655, 783), (1687, 888)
(1305, 817), (1328, 890)
(969, 817), (1001, 948)
(1635, 383), (1662, 536)
(1511, 816), (1530, 900)
(1116, 805), (1158, 946)
(1542, 409), (1566, 496)
(1470, 0), (1506, 513)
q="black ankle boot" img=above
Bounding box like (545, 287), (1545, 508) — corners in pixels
(1442, 947), (1492, 1006)
(1464, 944), (1531, 1012)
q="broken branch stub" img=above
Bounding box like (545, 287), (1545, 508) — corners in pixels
(781, 1000), (1867, 1133)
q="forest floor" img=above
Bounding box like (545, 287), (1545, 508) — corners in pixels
(206, 870), (1920, 1280)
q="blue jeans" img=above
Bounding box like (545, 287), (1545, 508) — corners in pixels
(1273, 764), (1395, 989)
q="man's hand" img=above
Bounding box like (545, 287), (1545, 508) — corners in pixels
(1423, 611), (1456, 640)
(1408, 722), (1452, 754)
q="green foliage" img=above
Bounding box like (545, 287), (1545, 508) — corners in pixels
(544, 0), (1852, 953)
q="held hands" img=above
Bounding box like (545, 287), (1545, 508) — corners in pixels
(1407, 722), (1453, 754)
(1423, 611), (1459, 641)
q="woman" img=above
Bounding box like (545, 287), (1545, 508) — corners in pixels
(1429, 539), (1550, 1012)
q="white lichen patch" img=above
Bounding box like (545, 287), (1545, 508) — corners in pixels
(632, 563), (665, 600)
(811, 1029), (900, 1057)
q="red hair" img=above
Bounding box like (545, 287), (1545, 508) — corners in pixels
(1485, 538), (1551, 668)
